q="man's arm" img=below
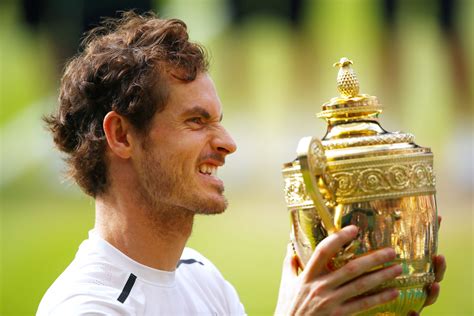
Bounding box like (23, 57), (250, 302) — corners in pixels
(275, 225), (402, 316)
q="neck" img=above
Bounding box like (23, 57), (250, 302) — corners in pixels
(94, 190), (194, 271)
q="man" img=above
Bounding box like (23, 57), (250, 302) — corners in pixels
(38, 11), (445, 315)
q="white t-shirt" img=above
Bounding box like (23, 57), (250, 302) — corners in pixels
(37, 230), (245, 316)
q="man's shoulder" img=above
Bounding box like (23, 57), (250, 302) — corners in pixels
(54, 252), (129, 288)
(37, 251), (135, 315)
(178, 248), (246, 314)
(178, 247), (229, 287)
(37, 283), (134, 316)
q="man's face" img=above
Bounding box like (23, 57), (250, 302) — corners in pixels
(132, 73), (237, 215)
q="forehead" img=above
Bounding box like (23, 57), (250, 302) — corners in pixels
(164, 73), (222, 117)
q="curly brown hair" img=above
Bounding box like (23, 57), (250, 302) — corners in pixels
(45, 11), (209, 197)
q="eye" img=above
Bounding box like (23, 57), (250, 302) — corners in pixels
(187, 117), (205, 126)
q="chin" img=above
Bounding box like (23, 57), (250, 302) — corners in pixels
(192, 194), (228, 215)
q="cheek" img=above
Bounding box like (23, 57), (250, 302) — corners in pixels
(159, 142), (198, 174)
(148, 129), (210, 171)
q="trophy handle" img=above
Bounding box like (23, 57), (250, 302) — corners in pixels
(297, 136), (337, 235)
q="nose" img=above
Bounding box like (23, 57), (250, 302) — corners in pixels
(212, 126), (237, 155)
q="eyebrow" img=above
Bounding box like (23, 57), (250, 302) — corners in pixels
(182, 106), (223, 122)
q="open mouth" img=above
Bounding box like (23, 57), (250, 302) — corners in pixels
(198, 163), (218, 177)
(198, 162), (225, 191)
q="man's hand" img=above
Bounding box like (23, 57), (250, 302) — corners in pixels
(275, 225), (402, 316)
(408, 216), (447, 316)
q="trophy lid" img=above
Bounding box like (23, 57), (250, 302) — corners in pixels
(318, 57), (382, 123)
(317, 57), (424, 159)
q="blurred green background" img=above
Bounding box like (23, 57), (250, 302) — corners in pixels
(1, 0), (473, 315)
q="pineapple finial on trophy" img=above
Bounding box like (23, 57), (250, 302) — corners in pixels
(333, 57), (359, 97)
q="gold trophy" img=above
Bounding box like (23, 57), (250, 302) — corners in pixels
(282, 58), (438, 315)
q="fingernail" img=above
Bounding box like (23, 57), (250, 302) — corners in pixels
(345, 225), (358, 234)
(384, 248), (396, 259)
(393, 264), (403, 275)
(388, 288), (399, 299)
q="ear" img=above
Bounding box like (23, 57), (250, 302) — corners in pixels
(103, 111), (134, 159)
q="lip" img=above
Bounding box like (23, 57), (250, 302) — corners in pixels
(197, 170), (224, 187)
(199, 158), (224, 167)
(196, 157), (225, 187)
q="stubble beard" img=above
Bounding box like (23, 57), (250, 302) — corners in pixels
(136, 146), (228, 220)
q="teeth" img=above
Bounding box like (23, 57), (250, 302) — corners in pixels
(199, 164), (217, 176)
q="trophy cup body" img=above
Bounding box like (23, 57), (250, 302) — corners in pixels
(282, 58), (438, 315)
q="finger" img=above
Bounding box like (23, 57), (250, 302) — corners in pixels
(424, 282), (440, 306)
(303, 225), (358, 280)
(437, 215), (442, 229)
(335, 263), (402, 301)
(327, 248), (397, 288)
(433, 255), (446, 282)
(337, 288), (399, 315)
